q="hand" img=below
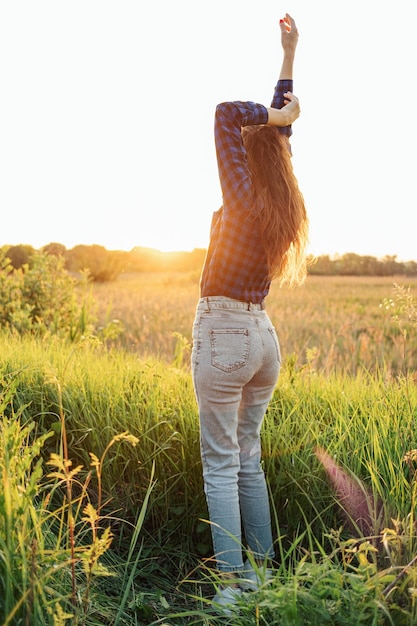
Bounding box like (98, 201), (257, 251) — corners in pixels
(281, 91), (300, 123)
(279, 13), (298, 55)
(267, 92), (300, 127)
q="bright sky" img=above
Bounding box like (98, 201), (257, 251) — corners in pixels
(1, 1), (416, 260)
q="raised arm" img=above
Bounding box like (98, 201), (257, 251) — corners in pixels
(279, 13), (298, 80)
(267, 13), (299, 130)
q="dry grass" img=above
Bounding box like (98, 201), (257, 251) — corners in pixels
(91, 273), (417, 376)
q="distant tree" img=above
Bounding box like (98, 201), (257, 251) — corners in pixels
(309, 254), (333, 275)
(5, 244), (35, 269)
(128, 247), (168, 272)
(404, 260), (417, 276)
(338, 253), (364, 275)
(307, 253), (416, 277)
(185, 248), (206, 272)
(42, 242), (67, 257)
(66, 244), (129, 281)
(379, 255), (401, 276)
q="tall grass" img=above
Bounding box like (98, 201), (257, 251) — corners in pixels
(0, 366), (152, 625)
(92, 273), (417, 376)
(1, 276), (417, 623)
(1, 329), (417, 622)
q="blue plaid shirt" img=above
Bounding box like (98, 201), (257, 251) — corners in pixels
(200, 79), (293, 304)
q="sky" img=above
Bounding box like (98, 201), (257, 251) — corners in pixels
(1, 1), (416, 261)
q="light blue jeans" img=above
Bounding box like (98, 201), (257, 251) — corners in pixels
(191, 296), (281, 572)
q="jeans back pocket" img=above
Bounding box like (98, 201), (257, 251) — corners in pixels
(209, 328), (250, 372)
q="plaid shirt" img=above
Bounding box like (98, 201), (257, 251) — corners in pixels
(200, 79), (293, 304)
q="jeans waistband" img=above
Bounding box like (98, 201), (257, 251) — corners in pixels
(198, 296), (265, 311)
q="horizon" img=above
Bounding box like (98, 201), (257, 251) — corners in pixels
(2, 240), (416, 264)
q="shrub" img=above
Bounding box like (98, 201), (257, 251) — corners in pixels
(0, 249), (86, 339)
(0, 249), (123, 343)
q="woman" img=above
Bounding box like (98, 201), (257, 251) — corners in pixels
(191, 13), (308, 612)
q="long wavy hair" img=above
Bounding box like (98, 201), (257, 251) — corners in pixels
(242, 124), (309, 286)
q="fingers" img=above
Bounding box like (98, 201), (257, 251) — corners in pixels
(284, 92), (298, 104)
(279, 17), (289, 33)
(280, 13), (298, 34)
(279, 14), (291, 32)
(283, 92), (300, 120)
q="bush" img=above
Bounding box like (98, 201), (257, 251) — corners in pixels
(0, 249), (95, 340)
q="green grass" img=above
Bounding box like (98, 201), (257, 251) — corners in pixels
(1, 328), (417, 624)
(1, 337), (417, 624)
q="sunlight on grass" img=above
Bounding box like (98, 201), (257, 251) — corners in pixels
(1, 276), (417, 623)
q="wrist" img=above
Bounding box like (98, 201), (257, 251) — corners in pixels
(266, 107), (292, 127)
(282, 48), (296, 61)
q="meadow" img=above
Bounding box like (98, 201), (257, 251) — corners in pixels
(93, 273), (417, 376)
(1, 272), (417, 625)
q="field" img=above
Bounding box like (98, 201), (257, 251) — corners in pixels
(1, 272), (417, 625)
(92, 273), (417, 376)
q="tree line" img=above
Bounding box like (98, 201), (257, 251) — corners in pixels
(2, 243), (417, 282)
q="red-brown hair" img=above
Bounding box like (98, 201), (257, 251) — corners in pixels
(242, 125), (309, 286)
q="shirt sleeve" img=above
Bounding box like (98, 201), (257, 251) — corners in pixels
(214, 101), (268, 214)
(270, 78), (293, 138)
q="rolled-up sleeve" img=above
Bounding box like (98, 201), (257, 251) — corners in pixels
(271, 79), (293, 137)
